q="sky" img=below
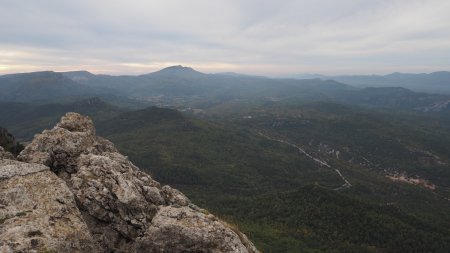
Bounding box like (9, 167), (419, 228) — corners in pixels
(0, 0), (449, 76)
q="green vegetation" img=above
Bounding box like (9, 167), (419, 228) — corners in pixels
(0, 97), (124, 140)
(2, 98), (450, 252)
(93, 103), (450, 252)
(202, 186), (450, 253)
(96, 107), (340, 192)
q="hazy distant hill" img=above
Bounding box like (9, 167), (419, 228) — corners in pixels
(62, 65), (356, 98)
(0, 71), (98, 102)
(2, 66), (450, 112)
(60, 67), (450, 112)
(302, 71), (450, 94)
(336, 87), (450, 111)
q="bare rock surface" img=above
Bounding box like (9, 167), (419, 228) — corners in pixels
(0, 159), (47, 180)
(0, 147), (15, 160)
(0, 158), (99, 253)
(0, 112), (258, 253)
(139, 206), (258, 253)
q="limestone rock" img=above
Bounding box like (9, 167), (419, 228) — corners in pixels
(0, 159), (99, 253)
(0, 159), (47, 180)
(0, 147), (15, 160)
(0, 112), (259, 252)
(138, 206), (256, 253)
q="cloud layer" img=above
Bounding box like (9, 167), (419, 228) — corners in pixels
(1, 0), (449, 75)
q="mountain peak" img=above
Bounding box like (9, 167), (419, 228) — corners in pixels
(61, 70), (95, 82)
(163, 65), (194, 71)
(62, 70), (94, 76)
(150, 65), (204, 76)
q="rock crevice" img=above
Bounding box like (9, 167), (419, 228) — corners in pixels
(1, 112), (258, 253)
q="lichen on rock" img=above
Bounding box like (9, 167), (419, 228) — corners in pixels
(1, 112), (258, 253)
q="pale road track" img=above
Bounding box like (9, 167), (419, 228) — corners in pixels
(257, 131), (352, 190)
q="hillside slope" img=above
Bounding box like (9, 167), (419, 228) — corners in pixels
(0, 97), (124, 140)
(1, 99), (450, 252)
(0, 113), (258, 252)
(95, 106), (450, 253)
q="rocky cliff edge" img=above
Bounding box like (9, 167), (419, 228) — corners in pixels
(0, 112), (258, 253)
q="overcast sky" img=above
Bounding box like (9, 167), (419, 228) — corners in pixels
(1, 0), (449, 75)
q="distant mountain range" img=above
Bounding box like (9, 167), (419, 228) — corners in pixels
(62, 65), (355, 98)
(1, 66), (450, 112)
(290, 71), (450, 94)
(0, 71), (94, 102)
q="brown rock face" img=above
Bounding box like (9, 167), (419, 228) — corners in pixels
(0, 112), (258, 253)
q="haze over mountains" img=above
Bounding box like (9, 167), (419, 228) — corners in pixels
(292, 71), (450, 94)
(1, 66), (449, 113)
(1, 65), (450, 252)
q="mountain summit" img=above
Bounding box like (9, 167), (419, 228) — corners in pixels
(0, 113), (258, 253)
(149, 65), (205, 77)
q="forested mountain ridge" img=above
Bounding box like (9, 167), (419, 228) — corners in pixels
(2, 66), (450, 112)
(0, 71), (97, 102)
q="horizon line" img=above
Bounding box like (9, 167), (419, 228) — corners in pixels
(1, 65), (449, 78)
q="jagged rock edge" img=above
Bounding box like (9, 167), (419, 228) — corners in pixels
(1, 112), (258, 253)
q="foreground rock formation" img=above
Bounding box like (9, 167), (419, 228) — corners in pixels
(0, 113), (258, 253)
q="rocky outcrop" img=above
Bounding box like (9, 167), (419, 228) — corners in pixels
(1, 112), (258, 253)
(0, 147), (15, 160)
(0, 159), (99, 252)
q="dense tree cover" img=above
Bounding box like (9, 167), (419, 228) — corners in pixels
(96, 107), (341, 192)
(0, 97), (124, 140)
(194, 186), (450, 253)
(208, 101), (450, 191)
(2, 98), (450, 252)
(93, 104), (450, 253)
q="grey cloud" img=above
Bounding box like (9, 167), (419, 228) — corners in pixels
(0, 0), (449, 75)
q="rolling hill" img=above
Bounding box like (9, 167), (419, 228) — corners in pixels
(299, 71), (450, 94)
(2, 66), (450, 113)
